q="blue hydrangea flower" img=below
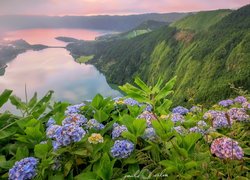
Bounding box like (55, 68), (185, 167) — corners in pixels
(234, 96), (247, 104)
(137, 111), (156, 127)
(211, 137), (244, 160)
(86, 119), (105, 130)
(112, 123), (128, 139)
(189, 126), (206, 135)
(9, 157), (38, 180)
(46, 117), (56, 127)
(139, 103), (153, 112)
(218, 99), (234, 107)
(111, 140), (134, 159)
(123, 98), (140, 106)
(172, 106), (189, 115)
(65, 103), (85, 115)
(62, 114), (87, 127)
(228, 108), (249, 122)
(171, 113), (185, 123)
(143, 128), (157, 141)
(47, 124), (86, 150)
(190, 106), (202, 113)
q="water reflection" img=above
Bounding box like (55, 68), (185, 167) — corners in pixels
(2, 28), (109, 46)
(0, 48), (122, 104)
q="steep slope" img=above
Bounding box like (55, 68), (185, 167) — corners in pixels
(67, 5), (250, 106)
(171, 9), (231, 31)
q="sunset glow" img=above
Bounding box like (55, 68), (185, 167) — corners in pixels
(0, 0), (249, 15)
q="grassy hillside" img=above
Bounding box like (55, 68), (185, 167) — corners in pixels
(67, 5), (250, 106)
(171, 9), (231, 31)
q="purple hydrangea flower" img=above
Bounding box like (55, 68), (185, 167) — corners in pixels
(212, 111), (233, 129)
(123, 98), (140, 106)
(62, 114), (87, 127)
(137, 111), (156, 127)
(189, 126), (206, 135)
(172, 106), (189, 115)
(203, 110), (218, 120)
(228, 108), (249, 122)
(9, 157), (38, 180)
(143, 128), (157, 141)
(65, 103), (85, 115)
(190, 106), (202, 113)
(242, 102), (250, 110)
(173, 126), (186, 135)
(171, 113), (185, 123)
(112, 123), (128, 139)
(111, 140), (134, 159)
(197, 120), (207, 127)
(234, 96), (247, 104)
(46, 118), (56, 127)
(211, 137), (244, 160)
(218, 99), (234, 107)
(86, 119), (105, 130)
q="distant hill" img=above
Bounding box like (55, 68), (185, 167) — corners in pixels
(96, 20), (169, 41)
(66, 4), (250, 106)
(0, 13), (188, 32)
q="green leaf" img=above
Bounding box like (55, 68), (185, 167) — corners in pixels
(91, 94), (103, 109)
(34, 144), (49, 159)
(28, 92), (37, 108)
(96, 153), (114, 180)
(0, 126), (17, 140)
(243, 148), (250, 155)
(74, 172), (97, 180)
(185, 161), (198, 170)
(9, 95), (26, 110)
(94, 110), (109, 122)
(134, 77), (151, 93)
(133, 118), (146, 137)
(16, 146), (29, 160)
(0, 89), (12, 108)
(48, 174), (64, 180)
(122, 131), (137, 143)
(155, 76), (176, 101)
(183, 133), (202, 152)
(64, 160), (73, 177)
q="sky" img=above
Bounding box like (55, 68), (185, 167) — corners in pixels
(0, 0), (249, 16)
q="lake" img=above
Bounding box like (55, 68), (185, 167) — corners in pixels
(0, 28), (122, 112)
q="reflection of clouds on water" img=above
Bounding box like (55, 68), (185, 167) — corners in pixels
(0, 47), (122, 106)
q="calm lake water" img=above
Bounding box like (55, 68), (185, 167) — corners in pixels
(0, 28), (122, 112)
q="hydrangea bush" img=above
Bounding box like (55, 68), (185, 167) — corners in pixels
(0, 78), (249, 179)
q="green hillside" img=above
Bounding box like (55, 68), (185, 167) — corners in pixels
(171, 9), (232, 31)
(67, 5), (250, 106)
(96, 20), (169, 41)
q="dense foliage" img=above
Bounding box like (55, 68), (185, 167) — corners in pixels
(0, 77), (249, 179)
(67, 4), (250, 106)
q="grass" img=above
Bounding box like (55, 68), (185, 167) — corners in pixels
(76, 55), (94, 63)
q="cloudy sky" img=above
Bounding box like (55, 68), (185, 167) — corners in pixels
(0, 0), (249, 16)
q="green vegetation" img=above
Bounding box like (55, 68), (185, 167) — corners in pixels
(171, 9), (231, 31)
(0, 77), (249, 179)
(96, 20), (168, 41)
(66, 5), (250, 106)
(76, 55), (94, 63)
